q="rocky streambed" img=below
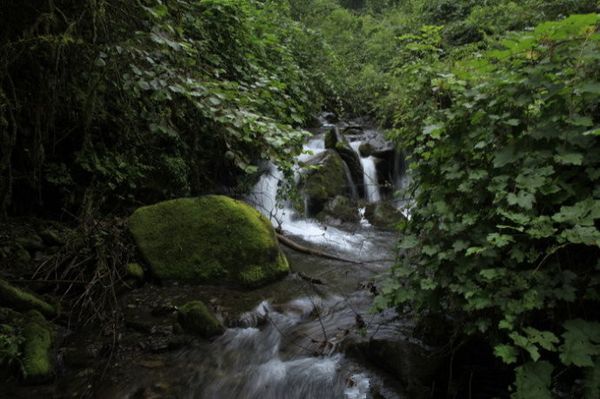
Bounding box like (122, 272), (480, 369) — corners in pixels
(1, 116), (448, 399)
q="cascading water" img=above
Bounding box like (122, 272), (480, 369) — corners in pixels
(248, 135), (374, 254)
(350, 141), (381, 203)
(98, 117), (408, 399)
(179, 298), (376, 399)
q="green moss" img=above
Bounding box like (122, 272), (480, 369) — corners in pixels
(21, 310), (54, 384)
(303, 150), (347, 213)
(128, 195), (289, 287)
(177, 301), (224, 338)
(0, 279), (56, 318)
(126, 263), (145, 280)
(319, 196), (359, 223)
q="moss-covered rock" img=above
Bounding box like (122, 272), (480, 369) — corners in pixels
(20, 310), (54, 384)
(177, 301), (224, 338)
(319, 196), (360, 223)
(126, 263), (145, 281)
(0, 279), (56, 318)
(324, 127), (339, 149)
(365, 201), (406, 230)
(301, 150), (348, 215)
(128, 196), (289, 287)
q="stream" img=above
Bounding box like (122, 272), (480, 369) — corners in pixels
(10, 118), (423, 399)
(102, 118), (412, 399)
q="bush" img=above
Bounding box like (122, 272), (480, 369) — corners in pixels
(380, 14), (600, 397)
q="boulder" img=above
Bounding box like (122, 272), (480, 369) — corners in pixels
(128, 196), (289, 287)
(365, 201), (406, 230)
(0, 278), (57, 318)
(177, 301), (224, 338)
(301, 150), (348, 215)
(319, 196), (360, 223)
(345, 335), (443, 399)
(324, 127), (364, 198)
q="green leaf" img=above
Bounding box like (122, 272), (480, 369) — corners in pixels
(554, 153), (584, 165)
(494, 344), (518, 364)
(560, 319), (600, 367)
(514, 361), (553, 399)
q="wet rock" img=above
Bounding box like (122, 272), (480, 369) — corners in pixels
(342, 126), (364, 137)
(0, 278), (57, 318)
(335, 141), (364, 197)
(128, 195), (289, 287)
(365, 202), (406, 230)
(177, 301), (224, 338)
(324, 127), (339, 149)
(358, 142), (374, 157)
(346, 336), (443, 399)
(319, 196), (360, 223)
(324, 127), (364, 197)
(301, 150), (348, 215)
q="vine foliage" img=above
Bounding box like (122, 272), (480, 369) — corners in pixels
(379, 14), (600, 397)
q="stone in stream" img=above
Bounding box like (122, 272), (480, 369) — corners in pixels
(177, 300), (224, 338)
(324, 127), (365, 198)
(364, 201), (406, 230)
(300, 150), (349, 215)
(128, 195), (289, 287)
(318, 195), (360, 224)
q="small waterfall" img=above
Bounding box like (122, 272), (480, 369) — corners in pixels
(350, 142), (381, 203)
(341, 160), (359, 200)
(247, 136), (373, 253)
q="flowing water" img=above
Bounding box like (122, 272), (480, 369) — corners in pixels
(93, 119), (412, 399)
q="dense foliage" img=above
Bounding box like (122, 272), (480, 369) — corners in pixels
(0, 0), (330, 217)
(377, 12), (600, 399)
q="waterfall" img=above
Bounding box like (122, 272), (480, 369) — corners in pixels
(247, 136), (373, 253)
(350, 142), (381, 203)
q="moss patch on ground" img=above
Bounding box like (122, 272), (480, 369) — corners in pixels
(0, 279), (56, 318)
(20, 310), (54, 384)
(177, 300), (224, 338)
(128, 195), (289, 287)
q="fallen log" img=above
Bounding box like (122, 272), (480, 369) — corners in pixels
(276, 233), (360, 264)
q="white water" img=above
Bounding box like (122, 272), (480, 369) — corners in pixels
(186, 298), (373, 399)
(350, 141), (381, 203)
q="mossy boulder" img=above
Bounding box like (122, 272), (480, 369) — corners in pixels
(21, 310), (55, 384)
(0, 278), (56, 318)
(177, 301), (224, 338)
(319, 196), (360, 223)
(301, 150), (348, 215)
(365, 201), (406, 230)
(128, 196), (289, 287)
